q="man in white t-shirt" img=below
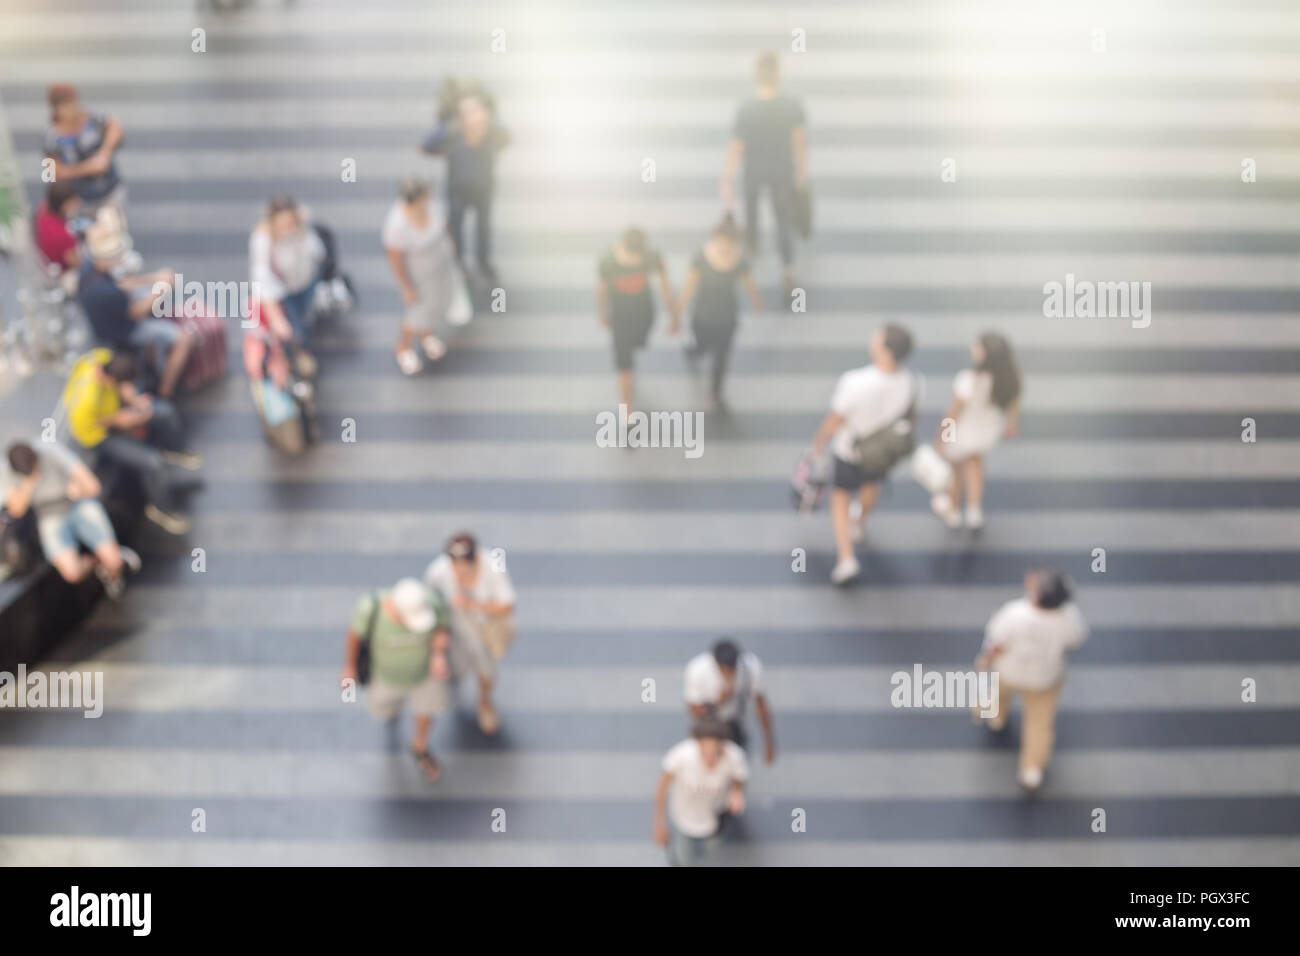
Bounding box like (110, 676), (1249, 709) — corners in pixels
(424, 532), (517, 735)
(810, 324), (917, 584)
(653, 717), (749, 866)
(684, 639), (776, 764)
(975, 567), (1088, 791)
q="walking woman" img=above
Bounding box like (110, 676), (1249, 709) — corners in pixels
(424, 532), (517, 736)
(930, 331), (1022, 530)
(596, 226), (678, 410)
(678, 213), (763, 411)
(975, 568), (1088, 791)
(382, 176), (463, 376)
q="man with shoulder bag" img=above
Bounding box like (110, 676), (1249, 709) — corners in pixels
(810, 324), (919, 584)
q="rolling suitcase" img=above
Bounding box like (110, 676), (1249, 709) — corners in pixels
(174, 299), (228, 392)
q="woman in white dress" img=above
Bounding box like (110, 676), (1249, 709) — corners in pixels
(930, 332), (1021, 529)
(382, 176), (461, 376)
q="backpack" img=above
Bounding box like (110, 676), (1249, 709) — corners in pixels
(850, 372), (919, 476)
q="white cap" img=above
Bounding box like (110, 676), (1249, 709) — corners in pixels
(390, 578), (435, 633)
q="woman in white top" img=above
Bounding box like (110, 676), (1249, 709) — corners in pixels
(930, 331), (1021, 530)
(249, 196), (326, 356)
(423, 532), (516, 734)
(382, 176), (459, 376)
(975, 568), (1088, 791)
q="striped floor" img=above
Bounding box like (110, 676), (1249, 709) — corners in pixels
(1, 0), (1298, 865)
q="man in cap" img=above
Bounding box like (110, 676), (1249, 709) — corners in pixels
(77, 209), (192, 399)
(341, 578), (452, 782)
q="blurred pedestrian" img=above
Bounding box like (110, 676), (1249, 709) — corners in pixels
(249, 195), (325, 366)
(597, 226), (678, 411)
(684, 638), (776, 764)
(653, 717), (749, 866)
(340, 578), (452, 782)
(678, 213), (762, 411)
(424, 533), (517, 736)
(974, 568), (1088, 791)
(810, 324), (918, 584)
(720, 51), (808, 296)
(383, 176), (462, 375)
(930, 332), (1022, 530)
(421, 84), (509, 285)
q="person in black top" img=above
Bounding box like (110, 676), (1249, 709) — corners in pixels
(721, 52), (808, 297)
(597, 227), (679, 411)
(421, 84), (509, 285)
(678, 214), (763, 411)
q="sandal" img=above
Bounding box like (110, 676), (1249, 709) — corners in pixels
(396, 348), (421, 376)
(421, 334), (447, 362)
(411, 748), (442, 782)
(477, 703), (500, 736)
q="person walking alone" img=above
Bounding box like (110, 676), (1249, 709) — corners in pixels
(678, 214), (763, 412)
(974, 568), (1088, 791)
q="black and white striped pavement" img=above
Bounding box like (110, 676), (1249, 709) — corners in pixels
(1, 0), (1298, 865)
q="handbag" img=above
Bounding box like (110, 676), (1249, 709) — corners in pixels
(911, 443), (954, 494)
(790, 446), (830, 513)
(446, 260), (473, 326)
(479, 612), (518, 661)
(356, 590), (381, 686)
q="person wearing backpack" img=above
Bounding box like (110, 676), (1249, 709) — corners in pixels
(810, 325), (918, 584)
(339, 578), (452, 782)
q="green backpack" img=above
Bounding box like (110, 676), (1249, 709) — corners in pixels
(850, 373), (919, 475)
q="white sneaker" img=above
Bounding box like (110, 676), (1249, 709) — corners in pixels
(396, 349), (421, 376)
(930, 493), (962, 529)
(1017, 767), (1043, 790)
(965, 506), (984, 530)
(421, 334), (447, 362)
(830, 556), (861, 585)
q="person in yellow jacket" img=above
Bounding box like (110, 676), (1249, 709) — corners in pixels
(63, 349), (201, 534)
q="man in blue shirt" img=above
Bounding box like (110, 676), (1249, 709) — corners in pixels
(77, 215), (193, 399)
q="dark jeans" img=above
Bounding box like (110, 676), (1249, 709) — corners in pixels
(449, 183), (494, 270)
(686, 321), (737, 397)
(279, 274), (322, 344)
(743, 175), (797, 266)
(93, 399), (187, 510)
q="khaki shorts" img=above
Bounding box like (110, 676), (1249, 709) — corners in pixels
(366, 675), (450, 720)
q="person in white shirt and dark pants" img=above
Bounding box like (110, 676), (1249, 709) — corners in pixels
(975, 568), (1088, 791)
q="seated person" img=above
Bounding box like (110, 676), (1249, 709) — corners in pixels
(77, 211), (192, 399)
(2, 440), (140, 599)
(43, 83), (125, 222)
(63, 349), (201, 535)
(249, 195), (325, 356)
(35, 180), (81, 276)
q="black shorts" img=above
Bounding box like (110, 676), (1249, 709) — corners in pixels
(832, 455), (885, 491)
(611, 311), (653, 371)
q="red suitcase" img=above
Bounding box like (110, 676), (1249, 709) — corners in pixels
(173, 299), (228, 392)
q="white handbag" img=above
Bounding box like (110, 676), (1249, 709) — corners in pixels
(446, 262), (474, 327)
(911, 443), (954, 494)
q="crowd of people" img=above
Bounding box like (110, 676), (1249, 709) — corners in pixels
(0, 52), (1093, 868)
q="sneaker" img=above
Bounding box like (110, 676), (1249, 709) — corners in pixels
(965, 506), (985, 530)
(118, 546), (142, 575)
(144, 503), (191, 535)
(930, 493), (962, 529)
(1017, 766), (1043, 790)
(421, 334), (447, 362)
(830, 556), (861, 585)
(94, 564), (125, 601)
(396, 349), (421, 376)
(161, 450), (203, 470)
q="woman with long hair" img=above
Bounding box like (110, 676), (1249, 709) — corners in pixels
(597, 226), (678, 411)
(930, 331), (1022, 529)
(678, 213), (763, 411)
